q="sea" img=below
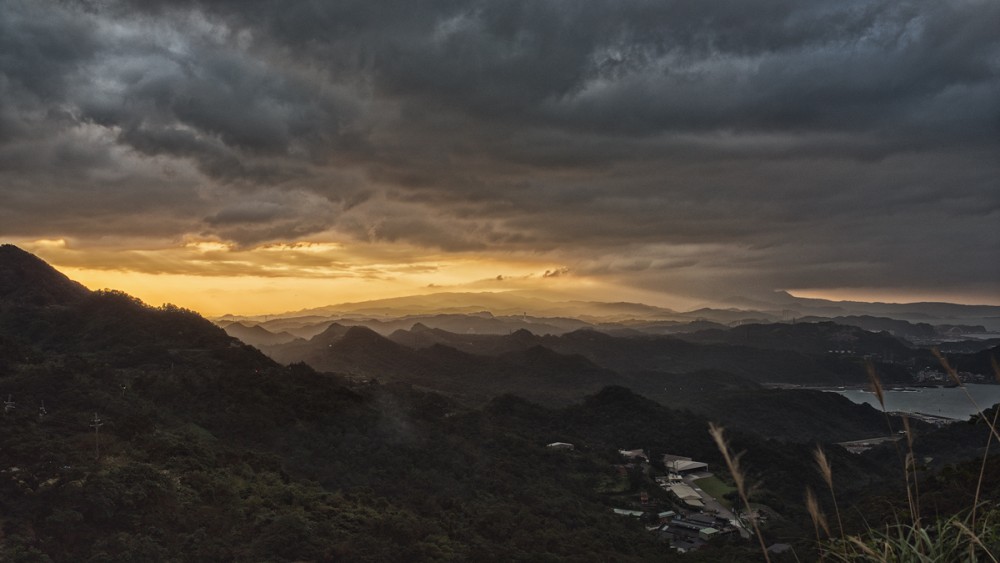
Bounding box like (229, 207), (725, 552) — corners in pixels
(833, 383), (1000, 421)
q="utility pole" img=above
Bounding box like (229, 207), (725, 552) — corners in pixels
(90, 413), (104, 460)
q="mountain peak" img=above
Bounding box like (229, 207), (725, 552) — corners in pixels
(309, 322), (351, 343)
(342, 325), (383, 339)
(0, 244), (90, 306)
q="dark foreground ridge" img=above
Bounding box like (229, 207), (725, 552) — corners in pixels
(0, 244), (90, 307)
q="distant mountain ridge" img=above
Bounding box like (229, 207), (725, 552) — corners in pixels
(219, 289), (1000, 333)
(723, 291), (1000, 326)
(218, 291), (681, 322)
(259, 320), (921, 441)
(222, 322), (298, 347)
(264, 323), (626, 405)
(673, 321), (915, 356)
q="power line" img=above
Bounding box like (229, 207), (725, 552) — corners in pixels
(90, 413), (104, 460)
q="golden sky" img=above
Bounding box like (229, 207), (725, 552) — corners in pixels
(12, 236), (1000, 317)
(14, 238), (628, 317)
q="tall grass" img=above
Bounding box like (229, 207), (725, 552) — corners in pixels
(822, 511), (1000, 563)
(710, 351), (1000, 562)
(816, 353), (1000, 561)
(814, 444), (845, 539)
(866, 360), (921, 525)
(709, 422), (773, 563)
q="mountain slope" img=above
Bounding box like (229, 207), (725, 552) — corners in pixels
(0, 244), (89, 306)
(222, 322), (298, 347)
(0, 246), (269, 369)
(674, 321), (914, 356)
(271, 323), (628, 404)
(388, 325), (877, 385)
(273, 322), (919, 442)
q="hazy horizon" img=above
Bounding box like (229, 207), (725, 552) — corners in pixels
(10, 244), (1000, 319)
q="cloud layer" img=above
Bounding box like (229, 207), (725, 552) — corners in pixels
(1, 0), (998, 304)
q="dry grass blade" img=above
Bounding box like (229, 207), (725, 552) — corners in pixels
(933, 348), (1000, 444)
(974, 354), (1000, 529)
(814, 445), (844, 539)
(972, 396), (1000, 529)
(902, 451), (919, 526)
(710, 425), (745, 491)
(866, 360), (886, 410)
(814, 446), (833, 489)
(901, 415), (920, 525)
(709, 423), (772, 563)
(865, 359), (917, 523)
(901, 415), (913, 450)
(933, 347), (965, 387)
(805, 486), (831, 538)
(953, 519), (999, 563)
(847, 535), (879, 557)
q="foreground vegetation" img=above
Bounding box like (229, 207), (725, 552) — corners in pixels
(708, 359), (1000, 562)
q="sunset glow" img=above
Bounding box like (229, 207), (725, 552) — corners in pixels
(15, 238), (607, 316)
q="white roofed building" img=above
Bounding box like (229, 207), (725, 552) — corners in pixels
(546, 442), (575, 450)
(619, 448), (649, 462)
(663, 454), (708, 475)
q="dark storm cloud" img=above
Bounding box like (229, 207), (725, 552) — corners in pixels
(1, 0), (997, 300)
(178, 0), (999, 138)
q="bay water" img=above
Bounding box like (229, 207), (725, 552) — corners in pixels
(834, 383), (1000, 420)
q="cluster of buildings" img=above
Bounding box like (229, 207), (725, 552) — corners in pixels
(914, 367), (986, 384)
(655, 512), (736, 553)
(551, 443), (765, 553)
(610, 448), (745, 553)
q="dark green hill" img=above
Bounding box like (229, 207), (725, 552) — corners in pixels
(950, 344), (1000, 376)
(388, 325), (890, 385)
(275, 322), (915, 442)
(273, 323), (629, 405)
(0, 247), (267, 370)
(222, 322), (298, 347)
(0, 244), (89, 307)
(0, 288), (266, 370)
(675, 321), (914, 357)
(3, 353), (691, 560)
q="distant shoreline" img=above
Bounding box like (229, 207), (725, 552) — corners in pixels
(762, 382), (994, 392)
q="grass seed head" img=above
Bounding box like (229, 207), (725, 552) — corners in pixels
(814, 445), (834, 490)
(902, 415), (914, 448)
(932, 348), (964, 387)
(805, 487), (831, 537)
(866, 360), (886, 409)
